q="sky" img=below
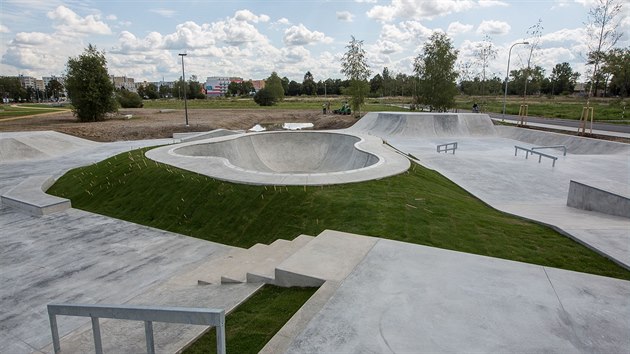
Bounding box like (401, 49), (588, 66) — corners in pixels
(0, 0), (628, 84)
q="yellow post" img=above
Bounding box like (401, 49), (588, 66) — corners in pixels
(579, 107), (594, 135)
(518, 104), (528, 126)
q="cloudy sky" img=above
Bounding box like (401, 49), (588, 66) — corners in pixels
(0, 0), (627, 83)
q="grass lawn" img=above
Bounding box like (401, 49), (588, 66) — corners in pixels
(48, 147), (630, 281)
(183, 285), (317, 354)
(0, 104), (69, 119)
(141, 97), (409, 113)
(455, 96), (629, 123)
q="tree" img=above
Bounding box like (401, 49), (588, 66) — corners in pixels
(287, 80), (302, 96)
(370, 73), (383, 96)
(414, 32), (459, 112)
(253, 88), (275, 106)
(585, 0), (623, 98)
(508, 66), (546, 95)
(45, 79), (64, 100)
(266, 72), (285, 102)
(521, 19), (544, 97)
(549, 62), (580, 95)
(604, 47), (630, 96)
(116, 89), (143, 108)
(473, 35), (497, 98)
(159, 84), (172, 98)
(341, 36), (371, 116)
(65, 44), (117, 122)
(0, 77), (26, 102)
(302, 71), (316, 95)
(144, 83), (159, 99)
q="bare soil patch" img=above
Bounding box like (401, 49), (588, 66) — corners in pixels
(0, 108), (358, 142)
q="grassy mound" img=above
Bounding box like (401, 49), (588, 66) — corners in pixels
(48, 147), (630, 280)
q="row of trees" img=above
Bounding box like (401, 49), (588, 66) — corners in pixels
(0, 77), (65, 102)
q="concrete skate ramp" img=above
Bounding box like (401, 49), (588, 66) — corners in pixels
(146, 131), (411, 185)
(175, 131), (378, 173)
(0, 131), (99, 162)
(497, 126), (630, 155)
(350, 112), (497, 138)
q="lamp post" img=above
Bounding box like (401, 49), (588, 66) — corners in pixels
(502, 41), (529, 120)
(179, 53), (189, 127)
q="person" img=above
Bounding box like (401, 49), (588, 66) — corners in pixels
(326, 101), (331, 114)
(322, 103), (326, 114)
(472, 103), (479, 113)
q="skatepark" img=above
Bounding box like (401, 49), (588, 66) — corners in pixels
(0, 112), (629, 353)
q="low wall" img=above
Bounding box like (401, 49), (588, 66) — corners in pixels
(567, 180), (630, 218)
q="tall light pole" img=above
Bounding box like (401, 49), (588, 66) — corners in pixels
(179, 53), (189, 127)
(502, 41), (529, 120)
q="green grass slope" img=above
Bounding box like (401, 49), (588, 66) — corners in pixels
(48, 147), (630, 280)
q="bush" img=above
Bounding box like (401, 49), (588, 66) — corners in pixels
(116, 90), (143, 108)
(253, 88), (276, 106)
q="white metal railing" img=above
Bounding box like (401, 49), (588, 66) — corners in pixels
(47, 303), (225, 354)
(437, 142), (458, 154)
(514, 146), (558, 167)
(530, 145), (567, 156)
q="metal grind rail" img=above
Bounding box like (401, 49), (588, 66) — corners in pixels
(530, 145), (567, 156)
(47, 303), (225, 354)
(514, 146), (558, 167)
(437, 142), (458, 154)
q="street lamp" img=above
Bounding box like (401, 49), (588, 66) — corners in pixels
(179, 53), (189, 127)
(502, 41), (529, 120)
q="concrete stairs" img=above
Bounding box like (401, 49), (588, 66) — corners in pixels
(215, 234), (315, 285)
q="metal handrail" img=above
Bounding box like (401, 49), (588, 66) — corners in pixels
(530, 145), (567, 156)
(437, 142), (458, 154)
(48, 303), (225, 354)
(514, 146), (558, 167)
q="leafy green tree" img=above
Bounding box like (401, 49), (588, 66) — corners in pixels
(341, 36), (371, 116)
(188, 80), (206, 99)
(227, 81), (240, 96)
(116, 89), (143, 108)
(602, 47), (629, 97)
(370, 74), (383, 96)
(281, 76), (290, 95)
(45, 79), (64, 100)
(266, 72), (285, 102)
(508, 66), (546, 96)
(413, 32), (459, 112)
(159, 84), (172, 98)
(144, 83), (159, 99)
(253, 88), (276, 106)
(473, 35), (497, 98)
(288, 80), (302, 96)
(549, 62), (580, 95)
(65, 44), (117, 122)
(302, 71), (316, 95)
(241, 80), (255, 95)
(0, 76), (26, 102)
(136, 84), (146, 98)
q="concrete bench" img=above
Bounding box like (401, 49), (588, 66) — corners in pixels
(1, 175), (71, 216)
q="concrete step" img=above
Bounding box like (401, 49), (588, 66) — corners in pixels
(219, 235), (314, 285)
(274, 230), (378, 287)
(1, 175), (70, 216)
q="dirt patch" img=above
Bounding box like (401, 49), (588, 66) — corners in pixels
(0, 109), (360, 142)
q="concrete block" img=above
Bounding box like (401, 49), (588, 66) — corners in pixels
(1, 175), (70, 216)
(567, 180), (629, 218)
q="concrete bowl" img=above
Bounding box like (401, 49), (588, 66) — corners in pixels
(146, 131), (410, 186)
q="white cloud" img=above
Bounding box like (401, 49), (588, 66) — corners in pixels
(106, 14), (117, 21)
(373, 39), (403, 54)
(150, 8), (176, 18)
(355, 0), (378, 3)
(379, 21), (434, 44)
(337, 11), (354, 22)
(476, 20), (510, 35)
(283, 24), (332, 46)
(0, 24), (10, 33)
(276, 18), (291, 26)
(447, 21), (473, 36)
(478, 0), (508, 7)
(234, 9), (269, 23)
(367, 0), (476, 22)
(47, 5), (111, 35)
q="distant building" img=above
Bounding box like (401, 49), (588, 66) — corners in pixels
(205, 76), (243, 97)
(42, 75), (65, 87)
(18, 75), (37, 89)
(251, 80), (265, 92)
(111, 76), (137, 92)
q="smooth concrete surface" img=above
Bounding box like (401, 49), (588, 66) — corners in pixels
(0, 131), (99, 162)
(286, 238), (630, 353)
(146, 130), (410, 185)
(567, 180), (630, 218)
(1, 175), (70, 215)
(351, 113), (630, 269)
